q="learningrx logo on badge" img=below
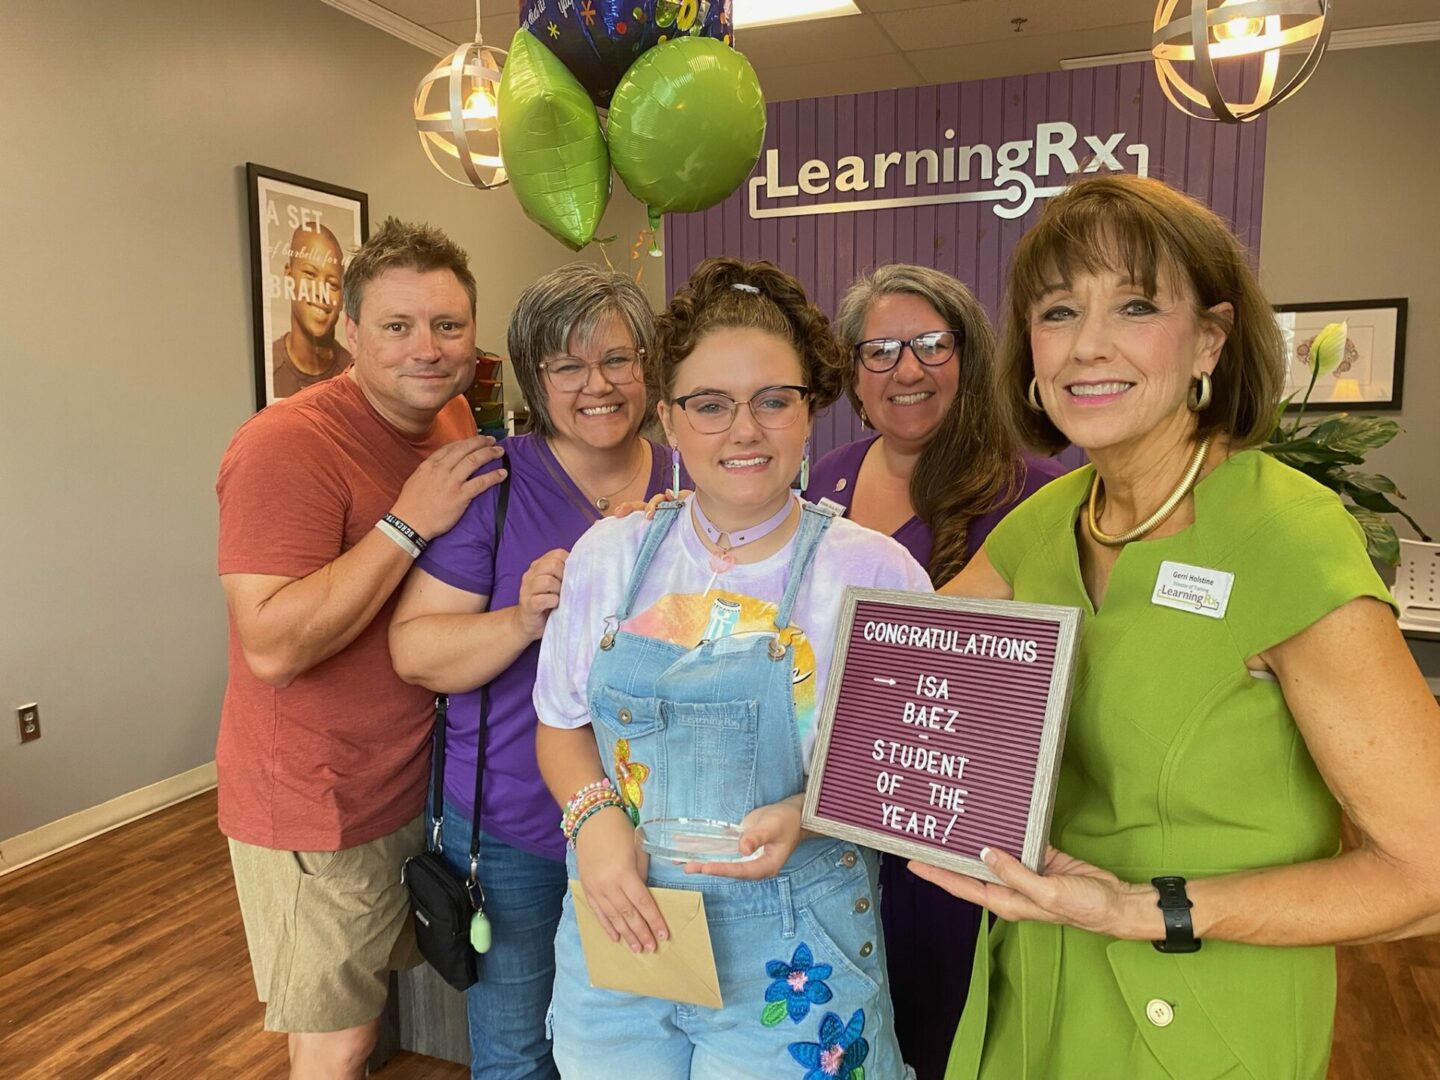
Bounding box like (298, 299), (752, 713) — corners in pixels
(1157, 581), (1221, 612)
(1152, 561), (1234, 620)
(748, 121), (1151, 223)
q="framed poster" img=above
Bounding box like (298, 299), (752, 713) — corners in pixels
(802, 589), (1082, 884)
(1275, 299), (1407, 412)
(246, 164), (369, 409)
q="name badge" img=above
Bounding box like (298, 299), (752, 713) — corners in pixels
(1151, 561), (1233, 619)
(815, 497), (848, 517)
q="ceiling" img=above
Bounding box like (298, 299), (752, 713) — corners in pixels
(353, 0), (1440, 100)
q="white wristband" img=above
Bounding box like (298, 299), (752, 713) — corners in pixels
(375, 519), (421, 558)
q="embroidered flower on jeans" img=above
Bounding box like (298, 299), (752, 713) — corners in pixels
(788, 1009), (870, 1080)
(761, 942), (834, 1026)
(613, 738), (649, 822)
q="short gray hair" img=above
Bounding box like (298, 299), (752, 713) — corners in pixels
(507, 264), (655, 437)
(834, 263), (995, 418)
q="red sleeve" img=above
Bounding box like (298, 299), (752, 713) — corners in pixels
(216, 411), (350, 579)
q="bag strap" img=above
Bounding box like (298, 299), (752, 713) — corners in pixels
(427, 696), (448, 851)
(467, 470), (509, 886)
(427, 469), (512, 876)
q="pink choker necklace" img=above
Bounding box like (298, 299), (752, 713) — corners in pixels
(691, 495), (795, 573)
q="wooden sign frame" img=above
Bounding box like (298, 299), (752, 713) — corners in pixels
(802, 588), (1082, 884)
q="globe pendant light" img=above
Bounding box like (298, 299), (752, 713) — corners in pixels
(1152, 0), (1333, 123)
(413, 0), (507, 189)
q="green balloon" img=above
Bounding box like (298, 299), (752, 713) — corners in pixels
(498, 29), (611, 251)
(607, 37), (766, 220)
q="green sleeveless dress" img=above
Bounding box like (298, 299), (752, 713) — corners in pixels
(947, 450), (1393, 1080)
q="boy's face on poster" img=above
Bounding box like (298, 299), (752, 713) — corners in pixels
(284, 226), (344, 343)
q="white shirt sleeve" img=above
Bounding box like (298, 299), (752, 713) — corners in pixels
(532, 545), (593, 730)
(892, 542), (936, 594)
(835, 518), (936, 596)
(533, 516), (638, 729)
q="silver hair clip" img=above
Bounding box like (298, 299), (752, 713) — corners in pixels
(731, 282), (760, 294)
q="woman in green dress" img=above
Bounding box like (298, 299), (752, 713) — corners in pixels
(917, 174), (1440, 1079)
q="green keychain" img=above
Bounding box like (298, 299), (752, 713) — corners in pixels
(466, 877), (492, 955)
(470, 909), (492, 954)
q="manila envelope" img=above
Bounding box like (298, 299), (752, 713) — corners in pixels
(570, 880), (723, 1009)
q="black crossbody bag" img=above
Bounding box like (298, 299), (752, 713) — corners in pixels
(400, 472), (509, 992)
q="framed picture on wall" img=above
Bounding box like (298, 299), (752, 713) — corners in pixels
(1274, 299), (1407, 412)
(245, 164), (369, 409)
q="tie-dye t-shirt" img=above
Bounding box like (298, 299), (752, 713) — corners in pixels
(534, 499), (933, 764)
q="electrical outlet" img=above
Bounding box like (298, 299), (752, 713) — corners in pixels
(17, 703), (41, 743)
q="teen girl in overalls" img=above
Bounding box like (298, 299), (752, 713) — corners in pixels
(534, 259), (929, 1079)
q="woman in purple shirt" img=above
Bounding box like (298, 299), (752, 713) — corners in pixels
(810, 264), (1064, 1079)
(389, 265), (675, 1079)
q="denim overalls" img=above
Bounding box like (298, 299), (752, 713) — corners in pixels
(550, 501), (910, 1080)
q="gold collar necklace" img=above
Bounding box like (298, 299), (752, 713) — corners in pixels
(1086, 433), (1214, 547)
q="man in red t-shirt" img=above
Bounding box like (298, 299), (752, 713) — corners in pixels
(217, 217), (505, 1078)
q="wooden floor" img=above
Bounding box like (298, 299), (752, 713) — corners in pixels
(0, 792), (1435, 1079)
(0, 791), (463, 1080)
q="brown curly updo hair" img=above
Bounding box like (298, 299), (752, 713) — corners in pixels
(649, 257), (847, 411)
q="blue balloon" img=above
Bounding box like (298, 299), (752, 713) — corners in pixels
(519, 0), (733, 108)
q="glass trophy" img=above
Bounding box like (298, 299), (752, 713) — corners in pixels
(635, 818), (764, 863)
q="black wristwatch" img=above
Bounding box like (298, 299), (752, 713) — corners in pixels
(1151, 875), (1202, 954)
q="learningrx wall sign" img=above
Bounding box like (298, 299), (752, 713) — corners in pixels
(750, 121), (1150, 222)
(664, 62), (1268, 459)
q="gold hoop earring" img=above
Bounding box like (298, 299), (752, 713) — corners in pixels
(1027, 377), (1045, 414)
(1188, 372), (1213, 412)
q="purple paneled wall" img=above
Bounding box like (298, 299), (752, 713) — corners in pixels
(664, 61), (1268, 458)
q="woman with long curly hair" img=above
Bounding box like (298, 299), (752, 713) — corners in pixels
(812, 264), (1064, 1077)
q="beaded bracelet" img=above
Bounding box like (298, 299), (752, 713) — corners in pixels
(562, 796), (610, 837)
(561, 778), (620, 836)
(566, 778), (613, 807)
(566, 797), (626, 848)
(562, 778), (614, 822)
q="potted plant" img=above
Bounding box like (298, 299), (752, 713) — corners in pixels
(1263, 321), (1430, 565)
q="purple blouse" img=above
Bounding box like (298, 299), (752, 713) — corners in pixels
(806, 433), (1067, 574)
(415, 434), (674, 861)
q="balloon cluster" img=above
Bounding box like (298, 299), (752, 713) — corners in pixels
(499, 0), (766, 251)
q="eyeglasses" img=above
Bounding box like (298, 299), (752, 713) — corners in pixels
(538, 349), (644, 392)
(853, 330), (962, 373)
(672, 385), (811, 435)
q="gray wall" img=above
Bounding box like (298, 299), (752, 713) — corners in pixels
(1, 12), (1435, 844)
(1260, 41), (1440, 541)
(0, 0), (659, 840)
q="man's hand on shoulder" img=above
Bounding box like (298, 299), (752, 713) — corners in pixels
(390, 435), (506, 542)
(219, 438), (505, 689)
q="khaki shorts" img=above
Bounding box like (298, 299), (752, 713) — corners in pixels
(228, 815), (424, 1032)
